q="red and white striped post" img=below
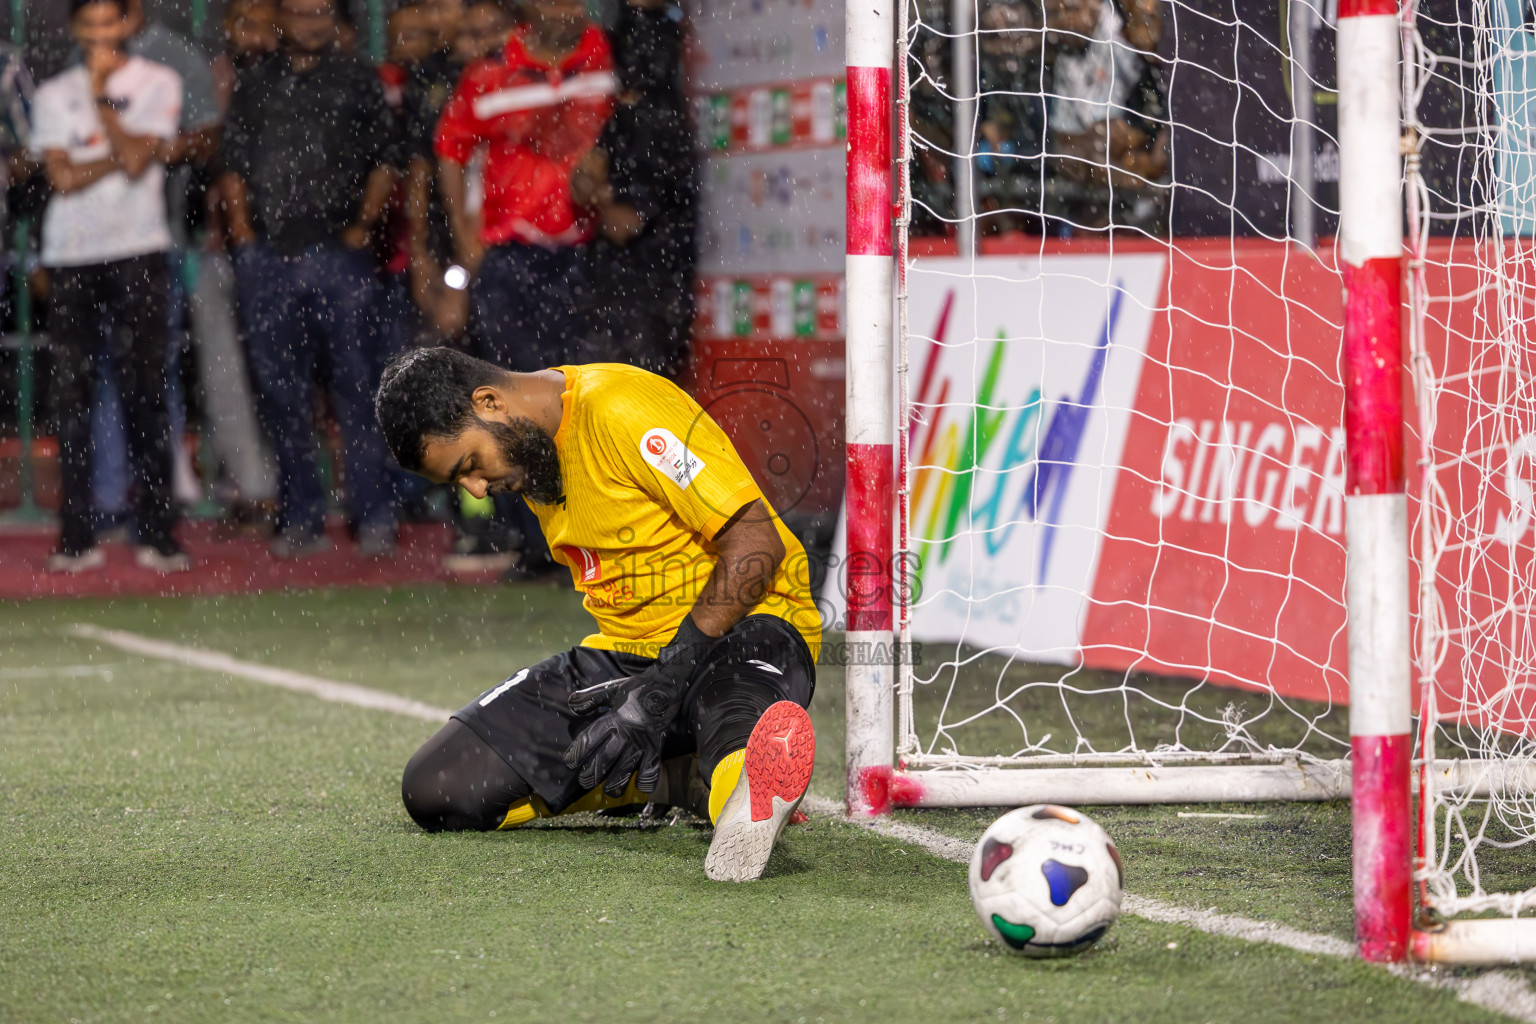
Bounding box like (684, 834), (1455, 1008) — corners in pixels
(1338, 0), (1411, 963)
(843, 0), (896, 817)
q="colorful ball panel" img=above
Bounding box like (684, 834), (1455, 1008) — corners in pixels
(967, 804), (1124, 958)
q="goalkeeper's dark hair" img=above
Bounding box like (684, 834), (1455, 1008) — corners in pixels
(375, 347), (508, 473)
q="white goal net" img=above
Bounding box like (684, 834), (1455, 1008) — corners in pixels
(1404, 0), (1536, 921)
(894, 0), (1536, 924)
(896, 0), (1356, 782)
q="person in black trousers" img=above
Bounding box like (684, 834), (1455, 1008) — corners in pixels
(33, 0), (188, 573)
(222, 0), (402, 558)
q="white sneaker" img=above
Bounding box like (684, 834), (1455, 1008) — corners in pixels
(135, 545), (191, 573)
(45, 548), (106, 574)
(705, 701), (816, 882)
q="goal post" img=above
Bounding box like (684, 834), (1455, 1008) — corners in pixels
(839, 0), (1536, 965)
(843, 0), (898, 818)
(1337, 0), (1412, 965)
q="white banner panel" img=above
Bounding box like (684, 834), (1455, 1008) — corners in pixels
(697, 148), (844, 275)
(827, 253), (1166, 660)
(686, 0), (844, 91)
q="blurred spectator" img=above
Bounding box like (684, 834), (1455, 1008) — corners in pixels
(385, 4), (439, 88)
(448, 0), (515, 65)
(176, 0), (284, 518)
(907, 0), (1168, 238)
(411, 0), (513, 175)
(212, 0), (279, 108)
(403, 0), (512, 341)
(379, 6), (436, 339)
(571, 0), (696, 378)
(188, 223), (280, 516)
(973, 0), (1048, 233)
(223, 0), (401, 558)
(128, 0), (224, 506)
(125, 0), (220, 166)
(422, 0), (468, 53)
(80, 0), (222, 530)
(377, 2), (446, 519)
(1044, 0), (1167, 230)
(402, 0), (516, 572)
(433, 0), (611, 577)
(34, 0), (186, 573)
(434, 0), (615, 372)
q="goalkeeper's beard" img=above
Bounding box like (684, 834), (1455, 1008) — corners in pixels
(485, 418), (562, 504)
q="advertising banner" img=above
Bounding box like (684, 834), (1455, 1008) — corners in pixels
(825, 243), (1356, 706)
(903, 253), (1166, 662)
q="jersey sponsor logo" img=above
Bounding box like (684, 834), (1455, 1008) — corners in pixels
(558, 544), (602, 584)
(479, 668), (529, 706)
(639, 427), (706, 491)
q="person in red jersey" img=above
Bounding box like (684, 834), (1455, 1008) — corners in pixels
(434, 0), (615, 374)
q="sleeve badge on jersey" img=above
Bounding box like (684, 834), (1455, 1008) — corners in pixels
(639, 427), (706, 490)
(557, 544), (602, 584)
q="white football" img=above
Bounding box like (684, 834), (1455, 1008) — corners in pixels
(967, 804), (1124, 957)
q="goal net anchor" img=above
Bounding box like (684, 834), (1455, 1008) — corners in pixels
(1411, 920), (1536, 966)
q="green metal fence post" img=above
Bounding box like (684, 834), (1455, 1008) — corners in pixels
(368, 0), (385, 61)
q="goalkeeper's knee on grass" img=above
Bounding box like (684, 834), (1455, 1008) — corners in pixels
(401, 720), (534, 832)
(402, 720), (684, 831)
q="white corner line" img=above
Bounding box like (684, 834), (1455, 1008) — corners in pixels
(69, 624), (454, 723)
(66, 623), (1536, 1024)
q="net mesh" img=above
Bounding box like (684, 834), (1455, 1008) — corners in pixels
(895, 0), (1356, 771)
(893, 0), (1536, 922)
(1405, 0), (1536, 918)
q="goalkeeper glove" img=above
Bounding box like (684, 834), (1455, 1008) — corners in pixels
(563, 616), (715, 796)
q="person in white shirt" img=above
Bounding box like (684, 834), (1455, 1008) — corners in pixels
(1045, 0), (1167, 230)
(32, 0), (188, 573)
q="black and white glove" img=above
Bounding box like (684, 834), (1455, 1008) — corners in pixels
(563, 616), (715, 796)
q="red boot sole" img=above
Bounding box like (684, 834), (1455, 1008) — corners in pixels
(745, 701), (816, 823)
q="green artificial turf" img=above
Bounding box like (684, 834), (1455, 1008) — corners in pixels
(0, 586), (1522, 1022)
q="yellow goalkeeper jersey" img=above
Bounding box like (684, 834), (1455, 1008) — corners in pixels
(527, 364), (821, 660)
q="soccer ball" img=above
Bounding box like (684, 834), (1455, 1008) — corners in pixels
(967, 804), (1124, 957)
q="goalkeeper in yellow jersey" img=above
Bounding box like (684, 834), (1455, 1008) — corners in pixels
(374, 348), (821, 881)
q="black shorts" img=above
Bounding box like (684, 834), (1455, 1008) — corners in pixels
(451, 614), (816, 814)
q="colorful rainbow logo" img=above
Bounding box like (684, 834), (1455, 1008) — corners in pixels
(907, 283), (1127, 586)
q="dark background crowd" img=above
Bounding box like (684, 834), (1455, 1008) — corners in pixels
(908, 0), (1169, 239)
(0, 0), (1182, 580)
(2, 0), (697, 575)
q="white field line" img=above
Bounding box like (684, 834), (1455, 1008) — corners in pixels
(70, 625), (454, 722)
(70, 625), (1536, 1023)
(0, 663), (123, 680)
